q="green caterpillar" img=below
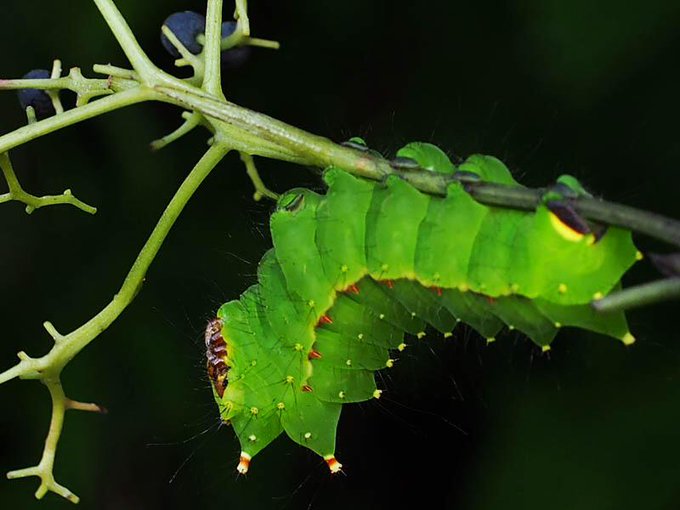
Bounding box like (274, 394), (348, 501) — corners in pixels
(204, 142), (639, 474)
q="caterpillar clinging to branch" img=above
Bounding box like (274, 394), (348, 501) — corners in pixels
(205, 142), (638, 474)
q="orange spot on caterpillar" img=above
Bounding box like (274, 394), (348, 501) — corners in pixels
(308, 350), (322, 360)
(430, 286), (443, 297)
(205, 318), (229, 398)
(381, 279), (394, 289)
(346, 284), (360, 295)
(317, 314), (333, 326)
(302, 384), (313, 392)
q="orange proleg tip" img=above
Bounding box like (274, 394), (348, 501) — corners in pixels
(347, 284), (360, 295)
(302, 384), (314, 392)
(431, 286), (443, 297)
(237, 452), (251, 474)
(324, 455), (343, 473)
(381, 279), (394, 289)
(308, 350), (322, 360)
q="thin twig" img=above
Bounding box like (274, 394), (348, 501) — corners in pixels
(593, 278), (680, 313)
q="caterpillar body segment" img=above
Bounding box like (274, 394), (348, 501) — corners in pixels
(396, 142), (456, 174)
(207, 144), (638, 473)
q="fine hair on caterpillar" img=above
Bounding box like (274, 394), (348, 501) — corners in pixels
(202, 141), (638, 474)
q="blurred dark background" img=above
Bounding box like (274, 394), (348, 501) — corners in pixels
(1, 0), (679, 508)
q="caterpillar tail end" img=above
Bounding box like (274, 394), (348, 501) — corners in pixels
(237, 452), (252, 474)
(324, 455), (343, 474)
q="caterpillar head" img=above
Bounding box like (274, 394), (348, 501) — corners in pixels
(204, 318), (229, 399)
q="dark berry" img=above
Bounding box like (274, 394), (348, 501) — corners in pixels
(160, 11), (206, 58)
(220, 21), (251, 67)
(221, 20), (238, 38)
(17, 69), (55, 120)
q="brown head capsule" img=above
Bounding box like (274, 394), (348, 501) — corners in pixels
(205, 318), (229, 398)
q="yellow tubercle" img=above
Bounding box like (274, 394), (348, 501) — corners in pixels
(622, 333), (636, 346)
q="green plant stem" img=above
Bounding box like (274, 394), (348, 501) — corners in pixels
(592, 278), (680, 313)
(462, 181), (680, 248)
(155, 85), (396, 173)
(59, 143), (229, 362)
(91, 0), (158, 82)
(154, 83), (680, 251)
(203, 0), (225, 98)
(234, 0), (250, 36)
(3, 142), (229, 380)
(0, 88), (155, 155)
(573, 197), (680, 247)
(0, 143), (229, 501)
(6, 376), (79, 504)
(0, 153), (97, 214)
